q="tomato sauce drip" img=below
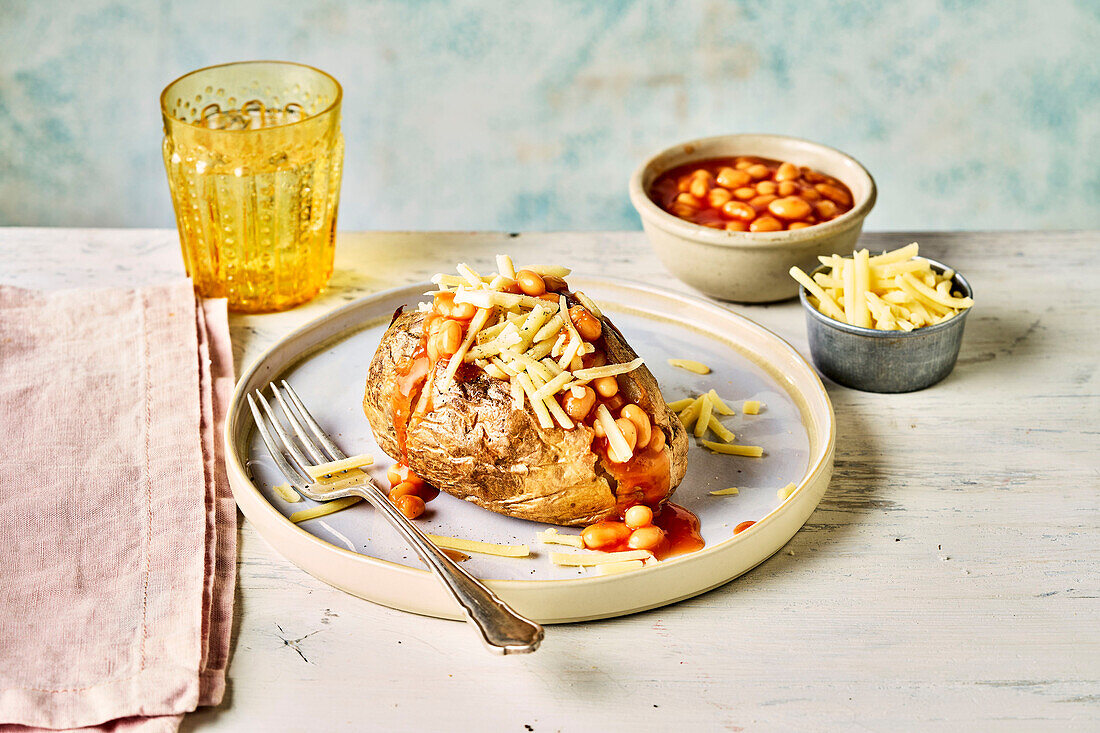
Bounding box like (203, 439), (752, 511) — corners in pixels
(582, 503), (703, 560)
(599, 441), (672, 513)
(652, 503), (704, 559)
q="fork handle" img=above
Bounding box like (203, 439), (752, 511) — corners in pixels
(352, 485), (545, 654)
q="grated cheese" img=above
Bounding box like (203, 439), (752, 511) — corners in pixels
(707, 414), (735, 443)
(574, 291), (603, 318)
(440, 306), (492, 388)
(533, 314), (564, 344)
(666, 397), (694, 412)
(289, 497), (362, 523)
(551, 549), (652, 566)
(496, 253), (516, 280)
(571, 357), (644, 381)
(454, 289), (558, 312)
(537, 529), (585, 548)
(527, 265), (571, 278)
(516, 371), (554, 429)
(709, 487), (740, 496)
(693, 392), (714, 439)
(309, 471), (371, 492)
(425, 534), (530, 558)
(668, 358), (711, 374)
(777, 482), (797, 500)
(532, 371), (573, 401)
(595, 560), (645, 576)
(707, 390), (735, 416)
(595, 403), (633, 462)
(456, 263), (484, 288)
(272, 483), (303, 503)
(742, 400), (762, 415)
(701, 441), (763, 457)
(306, 453), (376, 480)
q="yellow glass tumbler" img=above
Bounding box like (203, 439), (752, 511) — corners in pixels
(161, 61), (344, 312)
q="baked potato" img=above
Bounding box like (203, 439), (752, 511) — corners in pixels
(362, 262), (688, 527)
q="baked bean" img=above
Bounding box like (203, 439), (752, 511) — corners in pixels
(788, 222), (813, 230)
(389, 481), (422, 501)
(582, 521), (631, 550)
(722, 200), (756, 221)
(395, 494), (425, 519)
(594, 376), (619, 398)
(450, 301), (477, 320)
(628, 526), (666, 551)
(775, 161), (800, 181)
(749, 194), (778, 211)
(433, 291), (455, 316)
(749, 216), (783, 232)
(592, 419), (606, 438)
(539, 292), (562, 302)
(562, 385), (596, 421)
(716, 168), (751, 188)
(689, 176), (710, 199)
(426, 333), (441, 361)
(649, 157), (854, 232)
(648, 427), (666, 452)
(614, 418), (638, 453)
(815, 183), (852, 206)
(620, 404), (652, 448)
(515, 270), (546, 296)
(746, 163), (770, 180)
(543, 275), (568, 292)
(437, 319), (463, 356)
(708, 187), (733, 208)
(387, 464), (424, 487)
(815, 199), (839, 219)
(570, 305), (603, 341)
(624, 504), (654, 529)
(768, 196), (813, 220)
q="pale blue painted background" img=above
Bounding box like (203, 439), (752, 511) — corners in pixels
(1, 0), (1097, 232)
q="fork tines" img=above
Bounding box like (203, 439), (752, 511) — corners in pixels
(248, 381), (350, 490)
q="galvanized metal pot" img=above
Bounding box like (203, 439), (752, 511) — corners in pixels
(798, 257), (973, 393)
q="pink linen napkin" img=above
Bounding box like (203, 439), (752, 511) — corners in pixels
(0, 281), (236, 732)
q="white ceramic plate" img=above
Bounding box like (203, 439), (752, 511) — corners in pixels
(225, 277), (835, 623)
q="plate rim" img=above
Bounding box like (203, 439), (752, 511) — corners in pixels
(224, 276), (835, 593)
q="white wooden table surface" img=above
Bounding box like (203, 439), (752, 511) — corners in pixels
(3, 228), (1098, 731)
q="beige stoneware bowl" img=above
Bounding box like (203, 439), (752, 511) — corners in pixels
(629, 133), (876, 303)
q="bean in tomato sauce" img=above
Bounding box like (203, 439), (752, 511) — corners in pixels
(649, 156), (854, 232)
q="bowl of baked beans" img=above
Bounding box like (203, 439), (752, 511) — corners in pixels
(629, 134), (876, 302)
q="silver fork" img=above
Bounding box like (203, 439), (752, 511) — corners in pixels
(247, 380), (544, 655)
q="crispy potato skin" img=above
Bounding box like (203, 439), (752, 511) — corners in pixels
(363, 309), (688, 526)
